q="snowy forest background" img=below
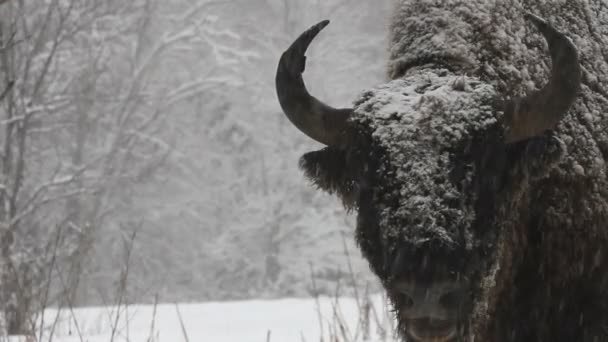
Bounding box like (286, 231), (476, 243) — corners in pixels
(0, 0), (395, 333)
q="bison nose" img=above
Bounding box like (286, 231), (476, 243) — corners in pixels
(395, 280), (468, 319)
(393, 280), (468, 341)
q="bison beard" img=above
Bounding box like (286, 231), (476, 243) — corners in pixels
(275, 1), (608, 341)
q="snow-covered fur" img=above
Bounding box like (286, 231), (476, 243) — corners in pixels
(298, 0), (608, 340)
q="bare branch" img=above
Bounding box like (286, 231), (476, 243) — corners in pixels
(10, 188), (97, 229)
(0, 79), (13, 102)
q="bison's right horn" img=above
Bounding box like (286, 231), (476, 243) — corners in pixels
(276, 20), (352, 147)
(503, 13), (581, 143)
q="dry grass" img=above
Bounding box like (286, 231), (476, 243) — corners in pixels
(2, 229), (398, 342)
(300, 236), (398, 342)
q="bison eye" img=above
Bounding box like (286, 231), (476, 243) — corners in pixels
(397, 291), (415, 308)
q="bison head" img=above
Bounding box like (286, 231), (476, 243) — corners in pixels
(276, 14), (580, 341)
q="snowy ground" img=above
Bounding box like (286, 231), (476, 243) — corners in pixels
(24, 295), (398, 342)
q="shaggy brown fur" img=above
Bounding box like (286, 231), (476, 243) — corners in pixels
(281, 1), (608, 340)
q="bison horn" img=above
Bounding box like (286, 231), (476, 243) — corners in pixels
(503, 13), (581, 143)
(276, 20), (352, 147)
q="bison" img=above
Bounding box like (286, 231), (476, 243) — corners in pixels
(275, 1), (608, 341)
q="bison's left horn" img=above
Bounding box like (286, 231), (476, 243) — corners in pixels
(503, 13), (581, 143)
(276, 20), (352, 147)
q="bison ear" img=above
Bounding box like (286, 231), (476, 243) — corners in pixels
(299, 148), (359, 208)
(512, 134), (567, 181)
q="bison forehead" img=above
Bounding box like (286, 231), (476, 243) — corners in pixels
(352, 70), (498, 251)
